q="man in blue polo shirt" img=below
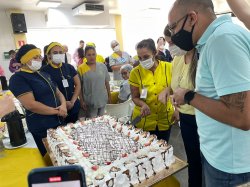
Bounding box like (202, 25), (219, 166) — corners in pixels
(168, 0), (250, 186)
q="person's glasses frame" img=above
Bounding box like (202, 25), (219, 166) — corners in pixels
(166, 15), (187, 36)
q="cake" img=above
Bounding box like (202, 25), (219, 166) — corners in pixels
(47, 115), (175, 187)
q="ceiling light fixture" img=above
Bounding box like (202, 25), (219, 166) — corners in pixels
(36, 0), (61, 8)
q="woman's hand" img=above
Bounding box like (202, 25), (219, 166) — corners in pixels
(141, 103), (151, 117)
(80, 101), (87, 111)
(56, 104), (67, 118)
(171, 109), (180, 124)
(158, 87), (171, 105)
(66, 101), (74, 110)
(0, 95), (15, 118)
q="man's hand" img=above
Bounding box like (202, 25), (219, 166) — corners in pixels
(173, 88), (190, 106)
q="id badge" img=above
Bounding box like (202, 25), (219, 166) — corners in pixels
(62, 79), (69, 88)
(140, 87), (148, 99)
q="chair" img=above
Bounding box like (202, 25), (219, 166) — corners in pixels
(105, 99), (133, 119)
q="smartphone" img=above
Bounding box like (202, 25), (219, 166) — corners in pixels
(28, 165), (86, 187)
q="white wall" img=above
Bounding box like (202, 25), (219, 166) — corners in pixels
(0, 9), (116, 80)
(120, 0), (175, 57)
(0, 10), (16, 80)
(25, 9), (116, 64)
(26, 28), (116, 59)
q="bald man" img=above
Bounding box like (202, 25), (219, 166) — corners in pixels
(168, 0), (250, 186)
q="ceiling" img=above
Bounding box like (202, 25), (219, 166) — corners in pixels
(0, 0), (249, 15)
(0, 0), (120, 13)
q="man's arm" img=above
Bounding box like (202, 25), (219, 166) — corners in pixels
(173, 88), (250, 130)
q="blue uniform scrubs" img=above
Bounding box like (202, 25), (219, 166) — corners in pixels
(9, 71), (64, 156)
(42, 63), (80, 123)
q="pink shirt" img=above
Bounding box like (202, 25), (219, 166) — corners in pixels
(0, 65), (5, 76)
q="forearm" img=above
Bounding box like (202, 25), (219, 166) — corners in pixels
(79, 89), (85, 104)
(132, 97), (146, 108)
(71, 88), (80, 104)
(56, 89), (66, 106)
(70, 77), (81, 104)
(111, 64), (127, 71)
(105, 81), (111, 98)
(25, 101), (58, 115)
(191, 92), (250, 130)
(227, 0), (250, 29)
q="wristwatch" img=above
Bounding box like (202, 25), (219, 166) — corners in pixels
(184, 91), (196, 105)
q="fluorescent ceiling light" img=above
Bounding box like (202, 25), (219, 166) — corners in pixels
(37, 0), (61, 8)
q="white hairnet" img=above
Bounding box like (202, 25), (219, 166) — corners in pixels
(111, 40), (119, 47)
(120, 64), (133, 72)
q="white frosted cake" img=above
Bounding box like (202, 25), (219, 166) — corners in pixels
(47, 115), (175, 187)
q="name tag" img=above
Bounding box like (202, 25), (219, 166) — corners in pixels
(140, 87), (148, 99)
(62, 79), (69, 88)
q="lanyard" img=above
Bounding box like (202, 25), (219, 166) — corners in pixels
(59, 67), (69, 101)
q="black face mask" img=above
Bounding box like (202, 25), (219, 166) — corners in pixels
(171, 15), (195, 51)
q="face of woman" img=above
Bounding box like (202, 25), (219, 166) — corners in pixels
(50, 46), (63, 56)
(85, 49), (96, 63)
(137, 47), (154, 62)
(26, 55), (42, 71)
(26, 55), (42, 66)
(49, 46), (64, 64)
(121, 69), (130, 80)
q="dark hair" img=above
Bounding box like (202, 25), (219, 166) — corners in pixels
(175, 0), (214, 12)
(84, 46), (96, 56)
(42, 45), (49, 65)
(189, 50), (199, 87)
(77, 47), (84, 59)
(157, 37), (165, 44)
(79, 40), (84, 44)
(163, 26), (172, 38)
(15, 44), (37, 63)
(8, 50), (15, 56)
(136, 38), (157, 55)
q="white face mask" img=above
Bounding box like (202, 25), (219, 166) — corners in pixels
(27, 60), (42, 71)
(140, 58), (154, 70)
(52, 54), (65, 64)
(113, 45), (120, 52)
(169, 45), (187, 57)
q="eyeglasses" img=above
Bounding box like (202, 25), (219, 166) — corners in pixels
(166, 15), (187, 36)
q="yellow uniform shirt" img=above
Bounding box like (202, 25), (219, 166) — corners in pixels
(129, 61), (174, 131)
(171, 56), (195, 115)
(83, 54), (105, 64)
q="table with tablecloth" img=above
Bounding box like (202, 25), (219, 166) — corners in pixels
(0, 134), (181, 187)
(0, 90), (182, 187)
